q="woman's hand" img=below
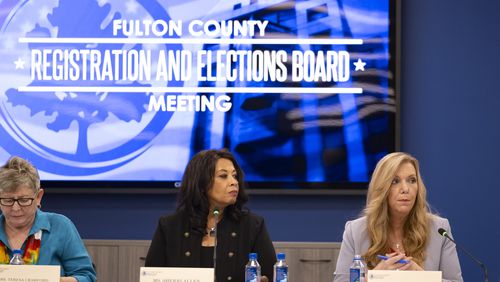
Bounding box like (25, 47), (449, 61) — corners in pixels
(402, 256), (424, 271)
(60, 277), (77, 282)
(373, 252), (410, 271)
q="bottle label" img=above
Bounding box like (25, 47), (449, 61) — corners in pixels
(245, 268), (259, 282)
(349, 268), (366, 282)
(275, 267), (288, 282)
(350, 268), (360, 282)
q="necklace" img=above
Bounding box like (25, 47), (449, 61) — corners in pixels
(391, 242), (405, 254)
(206, 227), (216, 237)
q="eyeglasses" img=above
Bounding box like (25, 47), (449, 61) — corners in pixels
(0, 197), (36, 207)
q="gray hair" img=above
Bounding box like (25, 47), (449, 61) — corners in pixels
(0, 156), (40, 194)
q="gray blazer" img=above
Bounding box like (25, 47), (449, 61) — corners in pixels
(333, 215), (463, 282)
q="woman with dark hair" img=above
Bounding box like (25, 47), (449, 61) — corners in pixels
(145, 149), (276, 281)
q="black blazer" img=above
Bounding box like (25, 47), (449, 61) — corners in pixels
(145, 210), (277, 282)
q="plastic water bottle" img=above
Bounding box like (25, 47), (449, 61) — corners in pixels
(245, 252), (261, 282)
(273, 252), (288, 282)
(10, 249), (24, 265)
(349, 254), (366, 282)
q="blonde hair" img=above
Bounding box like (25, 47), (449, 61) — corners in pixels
(0, 156), (40, 194)
(363, 152), (431, 268)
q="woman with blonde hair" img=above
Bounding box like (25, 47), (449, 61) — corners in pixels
(333, 152), (463, 282)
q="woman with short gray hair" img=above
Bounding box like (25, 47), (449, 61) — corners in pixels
(0, 156), (96, 282)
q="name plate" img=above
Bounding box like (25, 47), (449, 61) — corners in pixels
(367, 270), (442, 282)
(140, 267), (214, 282)
(0, 265), (60, 281)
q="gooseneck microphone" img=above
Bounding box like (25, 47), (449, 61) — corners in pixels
(212, 208), (220, 282)
(438, 228), (488, 282)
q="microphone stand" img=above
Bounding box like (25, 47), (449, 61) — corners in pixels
(212, 209), (220, 282)
(440, 229), (489, 282)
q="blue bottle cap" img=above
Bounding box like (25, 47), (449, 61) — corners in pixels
(13, 249), (22, 255)
(277, 253), (285, 260)
(249, 253), (257, 260)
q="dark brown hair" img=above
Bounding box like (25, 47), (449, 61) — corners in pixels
(176, 149), (248, 234)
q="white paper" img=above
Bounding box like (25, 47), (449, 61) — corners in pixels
(0, 265), (60, 281)
(367, 270), (442, 282)
(140, 267), (215, 282)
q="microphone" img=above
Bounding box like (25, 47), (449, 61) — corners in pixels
(438, 228), (488, 282)
(212, 208), (220, 282)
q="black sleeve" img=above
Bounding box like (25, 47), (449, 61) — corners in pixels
(252, 217), (277, 281)
(145, 218), (167, 266)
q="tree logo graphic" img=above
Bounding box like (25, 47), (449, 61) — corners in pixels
(0, 0), (181, 176)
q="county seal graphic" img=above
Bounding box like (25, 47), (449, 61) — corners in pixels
(0, 0), (180, 178)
